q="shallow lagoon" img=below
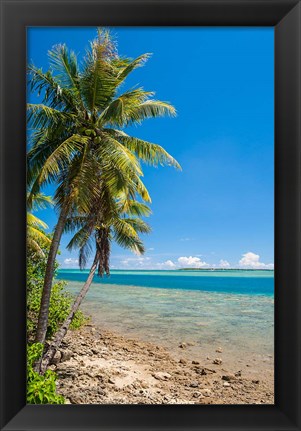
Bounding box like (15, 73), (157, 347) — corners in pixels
(57, 269), (274, 375)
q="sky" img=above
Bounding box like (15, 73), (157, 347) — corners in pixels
(27, 27), (274, 270)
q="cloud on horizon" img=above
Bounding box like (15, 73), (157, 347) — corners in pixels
(177, 256), (209, 268)
(238, 252), (274, 269)
(63, 257), (79, 267)
(61, 251), (274, 271)
(156, 260), (177, 269)
(219, 259), (230, 268)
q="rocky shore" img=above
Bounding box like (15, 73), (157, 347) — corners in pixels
(53, 324), (274, 405)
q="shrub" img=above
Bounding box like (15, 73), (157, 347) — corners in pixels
(27, 235), (87, 403)
(27, 280), (87, 339)
(27, 343), (65, 404)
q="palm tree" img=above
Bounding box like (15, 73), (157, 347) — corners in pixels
(27, 29), (180, 346)
(40, 191), (151, 373)
(27, 193), (52, 257)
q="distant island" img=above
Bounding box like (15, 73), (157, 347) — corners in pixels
(179, 268), (274, 271)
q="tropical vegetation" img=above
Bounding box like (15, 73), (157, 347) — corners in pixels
(27, 28), (180, 398)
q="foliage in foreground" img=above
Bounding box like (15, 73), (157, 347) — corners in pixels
(27, 343), (64, 404)
(27, 245), (87, 340)
(27, 238), (86, 403)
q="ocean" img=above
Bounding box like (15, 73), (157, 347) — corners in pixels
(56, 269), (274, 374)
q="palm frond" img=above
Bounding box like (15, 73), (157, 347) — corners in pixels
(27, 104), (76, 130)
(104, 129), (181, 170)
(112, 218), (145, 255)
(48, 44), (80, 91)
(123, 217), (151, 234)
(116, 53), (151, 84)
(27, 225), (51, 244)
(80, 30), (118, 112)
(123, 100), (176, 125)
(97, 132), (142, 175)
(27, 237), (46, 257)
(27, 213), (48, 230)
(30, 134), (89, 197)
(28, 64), (78, 111)
(97, 88), (154, 127)
(117, 197), (152, 217)
(27, 191), (53, 211)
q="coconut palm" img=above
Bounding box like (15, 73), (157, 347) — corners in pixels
(27, 29), (180, 346)
(40, 190), (151, 372)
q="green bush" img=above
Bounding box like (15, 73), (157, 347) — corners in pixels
(27, 235), (87, 404)
(27, 343), (65, 404)
(27, 280), (87, 339)
(27, 238), (87, 340)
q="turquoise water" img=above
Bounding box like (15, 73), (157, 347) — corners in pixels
(57, 269), (274, 295)
(57, 269), (274, 373)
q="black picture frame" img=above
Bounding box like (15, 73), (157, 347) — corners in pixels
(0, 0), (300, 430)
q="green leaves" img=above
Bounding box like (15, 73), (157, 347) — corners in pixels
(27, 343), (65, 404)
(105, 129), (181, 170)
(80, 31), (117, 112)
(116, 53), (151, 84)
(27, 104), (75, 130)
(97, 88), (155, 127)
(48, 44), (80, 91)
(27, 192), (53, 257)
(30, 134), (89, 197)
(27, 27), (181, 281)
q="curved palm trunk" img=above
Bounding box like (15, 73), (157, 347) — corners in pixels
(35, 206), (68, 345)
(40, 250), (100, 374)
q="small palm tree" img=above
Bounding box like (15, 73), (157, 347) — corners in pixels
(27, 29), (180, 346)
(40, 191), (151, 372)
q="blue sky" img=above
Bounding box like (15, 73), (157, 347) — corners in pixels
(27, 27), (274, 270)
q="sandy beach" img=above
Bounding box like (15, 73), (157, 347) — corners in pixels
(53, 323), (274, 405)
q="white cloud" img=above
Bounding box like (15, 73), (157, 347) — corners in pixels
(157, 260), (176, 269)
(177, 256), (209, 268)
(120, 256), (151, 268)
(180, 237), (193, 242)
(239, 252), (274, 269)
(63, 258), (79, 267)
(148, 247), (155, 251)
(219, 259), (230, 268)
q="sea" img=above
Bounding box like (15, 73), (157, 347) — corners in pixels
(56, 269), (274, 374)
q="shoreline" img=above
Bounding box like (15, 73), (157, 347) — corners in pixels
(54, 322), (274, 405)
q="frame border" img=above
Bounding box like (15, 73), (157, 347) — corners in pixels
(1, 1), (300, 430)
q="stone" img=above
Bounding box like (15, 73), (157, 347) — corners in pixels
(189, 382), (199, 388)
(252, 379), (260, 384)
(179, 343), (187, 349)
(235, 371), (242, 377)
(61, 349), (73, 362)
(108, 378), (115, 384)
(223, 382), (231, 387)
(51, 350), (62, 365)
(179, 358), (187, 365)
(202, 389), (212, 397)
(194, 367), (207, 376)
(192, 360), (200, 365)
(216, 347), (223, 353)
(222, 374), (235, 382)
(213, 358), (222, 365)
(152, 372), (171, 381)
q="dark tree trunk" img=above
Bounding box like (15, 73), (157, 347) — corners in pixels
(40, 251), (100, 374)
(35, 206), (68, 346)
